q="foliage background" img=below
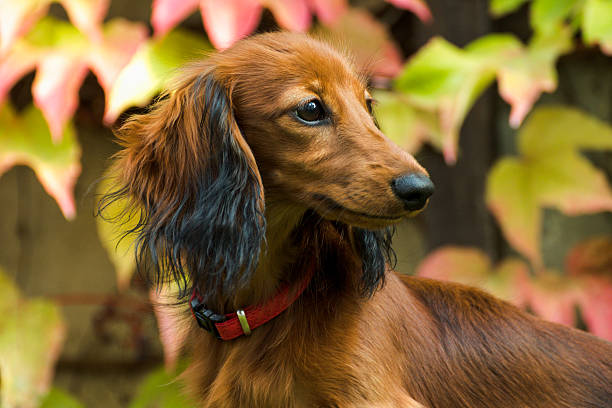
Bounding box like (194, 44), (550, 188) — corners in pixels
(0, 0), (611, 407)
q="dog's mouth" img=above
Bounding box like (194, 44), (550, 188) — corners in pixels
(311, 193), (412, 227)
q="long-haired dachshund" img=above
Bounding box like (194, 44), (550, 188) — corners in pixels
(101, 32), (612, 407)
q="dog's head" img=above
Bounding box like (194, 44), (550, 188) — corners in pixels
(101, 32), (432, 302)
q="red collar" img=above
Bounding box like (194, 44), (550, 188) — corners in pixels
(190, 265), (314, 341)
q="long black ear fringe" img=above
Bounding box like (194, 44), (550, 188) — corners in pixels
(352, 227), (396, 297)
(98, 75), (265, 304)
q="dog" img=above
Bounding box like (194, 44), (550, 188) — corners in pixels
(101, 32), (612, 407)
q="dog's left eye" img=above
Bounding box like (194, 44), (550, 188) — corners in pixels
(366, 98), (374, 115)
(296, 100), (326, 123)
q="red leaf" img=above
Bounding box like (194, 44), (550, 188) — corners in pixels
(200, 0), (262, 49)
(151, 0), (199, 37)
(0, 0), (49, 54)
(0, 46), (38, 102)
(385, 0), (432, 22)
(522, 271), (582, 327)
(87, 19), (148, 98)
(32, 55), (89, 142)
(60, 0), (109, 41)
(264, 0), (312, 32)
(307, 0), (347, 25)
(578, 276), (612, 341)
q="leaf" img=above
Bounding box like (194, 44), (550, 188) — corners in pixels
(315, 8), (404, 79)
(384, 0), (432, 22)
(522, 270), (583, 326)
(486, 107), (612, 266)
(583, 0), (612, 55)
(128, 364), (195, 408)
(264, 0), (312, 32)
(373, 90), (442, 153)
(417, 246), (530, 305)
(576, 276), (612, 340)
(0, 0), (49, 54)
(0, 104), (81, 219)
(105, 29), (212, 124)
(495, 27), (572, 127)
(0, 268), (66, 408)
(566, 236), (612, 278)
(87, 19), (149, 99)
(490, 0), (529, 16)
(394, 37), (497, 163)
(531, 0), (579, 34)
(307, 0), (347, 25)
(95, 174), (138, 290)
(199, 0), (262, 50)
(40, 388), (84, 408)
(0, 0), (108, 54)
(151, 0), (199, 38)
(150, 286), (188, 371)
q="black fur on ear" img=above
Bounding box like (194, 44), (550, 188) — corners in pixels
(352, 227), (396, 297)
(98, 66), (266, 306)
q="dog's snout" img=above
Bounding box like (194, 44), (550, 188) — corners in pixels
(391, 173), (434, 211)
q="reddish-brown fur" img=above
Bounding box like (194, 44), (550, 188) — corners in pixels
(109, 33), (612, 407)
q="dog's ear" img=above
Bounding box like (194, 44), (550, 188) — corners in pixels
(100, 65), (265, 304)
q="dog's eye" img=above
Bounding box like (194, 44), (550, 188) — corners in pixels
(296, 100), (326, 123)
(366, 98), (374, 115)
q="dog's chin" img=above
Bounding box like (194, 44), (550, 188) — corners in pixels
(315, 208), (407, 230)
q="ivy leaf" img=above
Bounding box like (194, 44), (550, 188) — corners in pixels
(150, 287), (188, 371)
(128, 364), (195, 408)
(105, 29), (211, 124)
(486, 107), (612, 266)
(417, 246), (530, 305)
(566, 236), (612, 278)
(0, 104), (81, 219)
(530, 0), (579, 34)
(522, 270), (583, 326)
(0, 0), (108, 54)
(583, 0), (612, 55)
(151, 0), (199, 38)
(315, 8), (404, 79)
(308, 0), (347, 25)
(265, 0), (312, 32)
(95, 174), (138, 290)
(373, 90), (442, 153)
(490, 0), (529, 16)
(494, 28), (572, 127)
(40, 388), (84, 408)
(394, 37), (497, 163)
(384, 0), (432, 22)
(199, 0), (262, 50)
(0, 268), (66, 408)
(87, 19), (149, 101)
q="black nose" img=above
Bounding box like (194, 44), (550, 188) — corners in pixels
(391, 173), (434, 211)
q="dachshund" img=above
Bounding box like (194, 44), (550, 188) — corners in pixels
(101, 32), (612, 407)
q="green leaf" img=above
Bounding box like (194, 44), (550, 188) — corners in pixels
(394, 37), (497, 163)
(105, 29), (212, 124)
(128, 364), (195, 408)
(40, 388), (84, 408)
(583, 0), (612, 54)
(486, 106), (612, 266)
(531, 0), (579, 34)
(0, 268), (66, 408)
(0, 103), (81, 219)
(95, 173), (139, 290)
(490, 0), (529, 16)
(372, 90), (441, 153)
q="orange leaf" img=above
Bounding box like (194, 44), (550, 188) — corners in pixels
(200, 0), (262, 49)
(151, 0), (199, 38)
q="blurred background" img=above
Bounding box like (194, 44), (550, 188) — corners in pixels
(0, 0), (611, 406)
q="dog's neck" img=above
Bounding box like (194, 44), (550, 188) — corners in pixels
(230, 201), (307, 311)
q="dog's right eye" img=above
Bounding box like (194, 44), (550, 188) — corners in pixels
(296, 100), (326, 123)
